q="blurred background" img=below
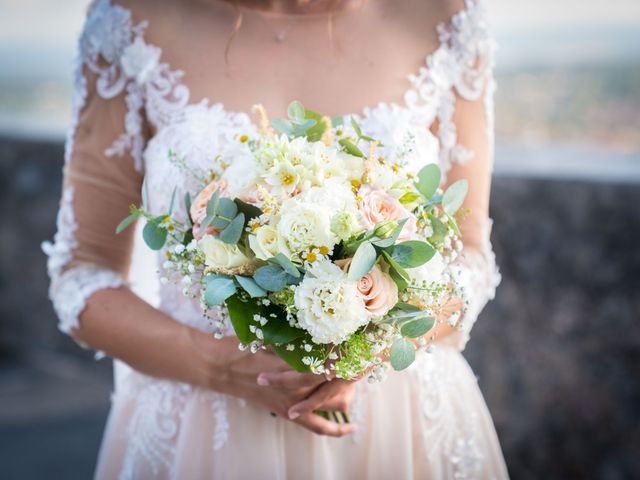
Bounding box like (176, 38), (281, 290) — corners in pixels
(1, 0), (639, 478)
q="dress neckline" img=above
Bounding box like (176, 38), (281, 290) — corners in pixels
(104, 0), (484, 129)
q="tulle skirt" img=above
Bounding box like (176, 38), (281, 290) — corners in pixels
(95, 344), (508, 479)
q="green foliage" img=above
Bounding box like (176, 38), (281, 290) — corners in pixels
(269, 253), (301, 278)
(338, 138), (365, 158)
(142, 216), (168, 250)
(253, 265), (298, 292)
(400, 317), (435, 338)
(348, 241), (377, 281)
(428, 216), (447, 247)
(415, 164), (442, 199)
(382, 251), (410, 291)
(115, 212), (139, 234)
(442, 179), (469, 215)
(333, 331), (376, 380)
(234, 275), (267, 298)
(389, 240), (436, 268)
(225, 294), (259, 344)
(204, 275), (237, 306)
(390, 338), (416, 371)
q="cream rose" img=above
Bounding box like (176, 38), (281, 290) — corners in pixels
(248, 225), (279, 260)
(359, 188), (418, 241)
(337, 259), (398, 318)
(190, 179), (229, 239)
(199, 235), (249, 269)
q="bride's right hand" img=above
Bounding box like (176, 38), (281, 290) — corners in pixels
(191, 333), (357, 437)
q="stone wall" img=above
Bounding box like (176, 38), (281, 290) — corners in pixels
(1, 136), (638, 479)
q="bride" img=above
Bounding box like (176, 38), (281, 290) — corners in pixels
(43, 0), (508, 478)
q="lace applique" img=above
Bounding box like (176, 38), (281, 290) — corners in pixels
(410, 348), (487, 478)
(404, 0), (496, 179)
(446, 218), (502, 351)
(41, 187), (125, 335)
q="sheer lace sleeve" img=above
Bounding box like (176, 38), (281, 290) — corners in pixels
(42, 0), (148, 339)
(406, 0), (501, 351)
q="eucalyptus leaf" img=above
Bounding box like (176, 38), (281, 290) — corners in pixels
(415, 164), (441, 199)
(288, 100), (305, 121)
(332, 116), (344, 127)
(400, 317), (435, 338)
(254, 265), (291, 292)
(235, 275), (267, 298)
(390, 241), (436, 268)
(204, 275), (237, 306)
(184, 192), (193, 226)
(370, 219), (408, 248)
(348, 241), (377, 281)
(442, 179), (469, 215)
(206, 189), (221, 218)
(428, 216), (447, 247)
(219, 213), (245, 244)
(390, 338), (416, 371)
(142, 218), (168, 250)
(339, 138), (365, 158)
(218, 197), (238, 220)
(270, 253), (301, 278)
(382, 251), (410, 291)
(446, 212), (462, 236)
(167, 186), (177, 216)
(115, 213), (139, 234)
(272, 118), (293, 135)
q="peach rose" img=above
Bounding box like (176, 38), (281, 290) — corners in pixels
(337, 259), (399, 318)
(359, 188), (418, 241)
(190, 179), (229, 239)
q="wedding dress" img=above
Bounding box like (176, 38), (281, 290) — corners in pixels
(42, 0), (508, 478)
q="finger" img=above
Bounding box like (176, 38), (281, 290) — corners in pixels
(257, 370), (325, 390)
(316, 393), (353, 413)
(295, 412), (357, 437)
(287, 381), (350, 419)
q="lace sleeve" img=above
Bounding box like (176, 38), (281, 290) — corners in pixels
(406, 0), (501, 351)
(41, 0), (149, 340)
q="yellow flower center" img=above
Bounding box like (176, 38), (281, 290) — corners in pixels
(318, 246), (329, 256)
(239, 134), (249, 143)
(306, 251), (317, 263)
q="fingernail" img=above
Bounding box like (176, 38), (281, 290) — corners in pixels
(257, 375), (269, 386)
(288, 410), (300, 420)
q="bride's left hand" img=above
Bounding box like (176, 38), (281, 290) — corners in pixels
(257, 370), (357, 421)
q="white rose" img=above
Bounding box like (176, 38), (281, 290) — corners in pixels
(199, 235), (250, 269)
(293, 261), (368, 344)
(248, 225), (279, 261)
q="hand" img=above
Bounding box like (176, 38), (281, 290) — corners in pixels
(193, 335), (356, 437)
(258, 370), (358, 437)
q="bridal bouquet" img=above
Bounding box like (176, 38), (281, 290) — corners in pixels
(118, 101), (468, 382)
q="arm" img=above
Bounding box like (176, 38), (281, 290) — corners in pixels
(43, 2), (354, 437)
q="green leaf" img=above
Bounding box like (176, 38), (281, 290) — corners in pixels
(273, 340), (310, 373)
(332, 116), (344, 128)
(415, 164), (441, 199)
(142, 218), (168, 250)
(399, 191), (422, 207)
(390, 241), (436, 268)
(400, 317), (435, 338)
(254, 265), (293, 292)
(116, 213), (139, 234)
(219, 213), (245, 244)
(204, 275), (237, 306)
(446, 212), (461, 236)
(442, 179), (469, 215)
(235, 275), (267, 298)
(428, 216), (447, 247)
(390, 338), (416, 371)
(288, 100), (305, 121)
(184, 192), (193, 226)
(339, 138), (365, 158)
(262, 319), (305, 345)
(348, 241), (377, 281)
(272, 118), (293, 135)
(270, 253), (301, 278)
(206, 189), (221, 218)
(218, 197), (238, 219)
(167, 186), (177, 216)
(382, 251), (410, 291)
(350, 116), (363, 137)
(234, 199), (263, 221)
(225, 295), (259, 344)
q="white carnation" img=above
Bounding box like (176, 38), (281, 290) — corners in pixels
(275, 198), (336, 258)
(294, 261), (368, 344)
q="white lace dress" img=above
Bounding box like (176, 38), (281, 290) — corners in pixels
(43, 0), (509, 478)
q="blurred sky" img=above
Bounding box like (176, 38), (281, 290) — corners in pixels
(1, 0), (640, 79)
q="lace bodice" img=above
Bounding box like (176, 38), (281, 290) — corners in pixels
(43, 0), (500, 350)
